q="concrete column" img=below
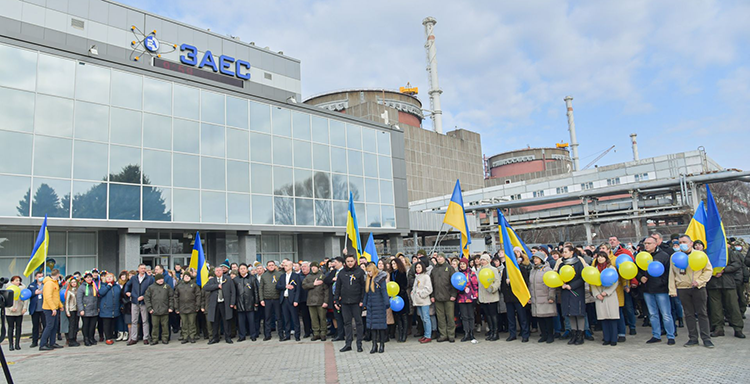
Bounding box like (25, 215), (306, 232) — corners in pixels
(583, 198), (593, 245)
(631, 190), (642, 240)
(413, 232), (419, 248)
(237, 233), (258, 266)
(690, 182), (700, 210)
(323, 235), (343, 259)
(388, 235), (404, 255)
(118, 232), (141, 272)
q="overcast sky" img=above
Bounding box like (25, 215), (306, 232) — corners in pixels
(121, 0), (750, 169)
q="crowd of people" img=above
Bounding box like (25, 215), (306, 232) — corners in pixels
(5, 233), (749, 353)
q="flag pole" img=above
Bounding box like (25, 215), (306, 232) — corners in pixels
(429, 223), (446, 256)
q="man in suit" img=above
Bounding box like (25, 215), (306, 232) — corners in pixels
(204, 266), (237, 344)
(124, 264), (155, 345)
(276, 260), (302, 341)
(27, 271), (45, 348)
(324, 257), (345, 341)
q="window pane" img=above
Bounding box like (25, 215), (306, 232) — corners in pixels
(73, 140), (108, 181)
(0, 175), (30, 217)
(111, 70), (143, 110)
(75, 63), (110, 104)
(72, 181), (106, 219)
(227, 161), (249, 193)
(363, 153), (378, 178)
(378, 156), (392, 180)
(0, 87), (34, 133)
(251, 163), (272, 194)
(355, 202), (365, 227)
(173, 84), (199, 120)
(273, 137), (292, 166)
(330, 120), (345, 147)
(332, 174), (348, 200)
(377, 131), (391, 156)
(227, 128), (249, 160)
(110, 108), (142, 146)
(252, 195), (273, 224)
(348, 176), (364, 202)
(201, 123), (225, 157)
(143, 186), (171, 221)
(201, 191), (225, 223)
(0, 44), (36, 91)
(365, 178), (379, 203)
(272, 107), (291, 136)
(382, 205), (396, 228)
(315, 200), (332, 226)
(227, 193), (251, 224)
(346, 124), (361, 149)
(380, 180), (393, 204)
(74, 101), (109, 142)
(35, 94), (74, 137)
(295, 198), (313, 225)
(143, 149), (171, 186)
(143, 77), (172, 115)
(68, 232), (97, 255)
(67, 257), (96, 275)
(37, 54), (75, 98)
(201, 90), (225, 125)
(314, 172), (331, 199)
(362, 128), (377, 153)
(249, 101), (270, 133)
(333, 201), (347, 227)
(261, 235), (279, 252)
(274, 197), (294, 225)
(109, 145), (140, 183)
(250, 132), (271, 163)
(34, 136), (72, 178)
(201, 157), (225, 190)
(331, 147), (347, 173)
(173, 118), (199, 154)
(273, 167), (293, 196)
(347, 150), (363, 176)
(312, 143), (330, 171)
(293, 140), (311, 168)
(30, 178), (70, 218)
(173, 153), (199, 188)
(0, 130), (32, 175)
(311, 116), (328, 144)
(294, 169), (313, 197)
(292, 112), (310, 140)
(143, 113), (171, 150)
(366, 204), (382, 228)
(173, 189), (199, 222)
(109, 183), (140, 220)
(227, 96), (248, 129)
(48, 232), (66, 255)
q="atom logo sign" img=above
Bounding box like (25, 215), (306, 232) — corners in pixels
(130, 25), (176, 62)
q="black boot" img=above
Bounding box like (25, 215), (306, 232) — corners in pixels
(15, 336), (21, 350)
(461, 329), (471, 342)
(378, 330), (385, 353)
(364, 328), (371, 342)
(568, 331), (578, 345)
(575, 330), (584, 345)
(370, 329), (378, 354)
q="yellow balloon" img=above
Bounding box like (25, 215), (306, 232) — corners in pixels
(8, 284), (21, 300)
(543, 271), (563, 288)
(478, 268), (495, 289)
(559, 265), (576, 283)
(635, 252), (653, 271)
(619, 261), (638, 280)
(386, 281), (400, 297)
(582, 266), (602, 286)
(689, 252), (708, 271)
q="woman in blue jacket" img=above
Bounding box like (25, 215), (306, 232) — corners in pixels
(363, 263), (390, 354)
(98, 273), (122, 345)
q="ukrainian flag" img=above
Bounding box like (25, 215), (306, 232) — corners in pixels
(346, 192), (362, 258)
(23, 215), (49, 277)
(497, 209), (531, 305)
(189, 231), (209, 287)
(685, 201), (707, 248)
(443, 180), (472, 257)
(705, 185), (728, 269)
(362, 233), (379, 264)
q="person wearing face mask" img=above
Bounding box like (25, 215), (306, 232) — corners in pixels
(729, 239), (749, 317)
(706, 238), (745, 339)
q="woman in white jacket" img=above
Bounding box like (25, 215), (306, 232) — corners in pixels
(411, 262), (433, 343)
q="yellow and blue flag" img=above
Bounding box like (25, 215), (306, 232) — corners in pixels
(497, 209), (531, 306)
(705, 185), (728, 269)
(23, 215), (49, 277)
(346, 192), (362, 258)
(362, 233), (379, 264)
(189, 231), (209, 287)
(443, 180), (472, 257)
(685, 201), (707, 248)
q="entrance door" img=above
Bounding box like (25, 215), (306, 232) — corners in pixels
(140, 256), (157, 270)
(172, 255), (189, 270)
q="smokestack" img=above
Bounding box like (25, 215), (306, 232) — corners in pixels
(422, 17), (443, 134)
(630, 133), (639, 161)
(563, 96), (580, 171)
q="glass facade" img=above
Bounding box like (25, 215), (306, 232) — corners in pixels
(0, 231), (97, 278)
(0, 43), (396, 228)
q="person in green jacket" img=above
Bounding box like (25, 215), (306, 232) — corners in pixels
(145, 274), (174, 345)
(302, 262), (331, 341)
(259, 261), (283, 341)
(174, 272), (202, 344)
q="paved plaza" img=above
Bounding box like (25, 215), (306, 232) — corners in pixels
(3, 319), (750, 384)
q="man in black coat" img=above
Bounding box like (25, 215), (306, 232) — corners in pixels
(334, 250), (366, 352)
(324, 257), (345, 341)
(276, 260), (303, 341)
(204, 266), (237, 344)
(639, 237), (675, 345)
(298, 262), (312, 338)
(234, 263), (260, 341)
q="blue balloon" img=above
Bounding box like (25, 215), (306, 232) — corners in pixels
(615, 254), (632, 268)
(60, 291), (66, 303)
(20, 289), (32, 301)
(390, 296), (404, 312)
(451, 272), (467, 291)
(600, 268), (619, 287)
(648, 261), (665, 277)
(671, 252), (688, 270)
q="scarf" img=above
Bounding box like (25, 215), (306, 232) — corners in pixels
(84, 282), (98, 297)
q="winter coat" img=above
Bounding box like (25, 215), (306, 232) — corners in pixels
(42, 276), (62, 310)
(591, 266), (619, 320)
(259, 269), (283, 301)
(145, 281), (174, 316)
(334, 265), (366, 306)
(708, 249), (742, 290)
(477, 265), (501, 304)
(501, 262), (530, 304)
(529, 262), (556, 318)
(64, 287), (78, 317)
(204, 275), (236, 320)
(123, 274), (154, 305)
(637, 249), (671, 294)
(668, 251), (713, 295)
(363, 271), (390, 330)
(234, 273), (260, 312)
(276, 271), (303, 305)
(410, 273), (433, 307)
(390, 270), (410, 313)
(7, 284), (29, 316)
(323, 268), (342, 308)
(174, 277), (203, 314)
(558, 257), (586, 317)
(28, 280), (43, 314)
(302, 270), (330, 307)
(456, 268), (479, 303)
(77, 282), (100, 317)
(98, 283), (121, 318)
(430, 261), (457, 301)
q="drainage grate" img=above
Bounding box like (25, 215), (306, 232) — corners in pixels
(71, 18), (85, 30)
(264, 72), (272, 80)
